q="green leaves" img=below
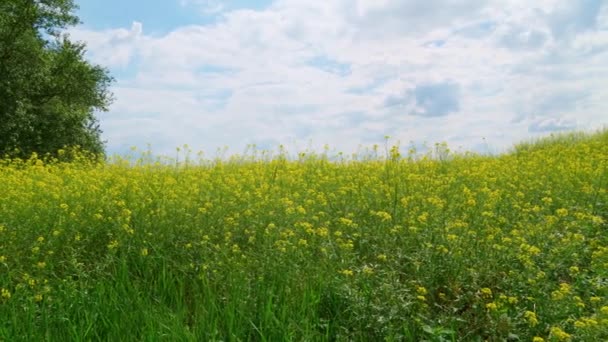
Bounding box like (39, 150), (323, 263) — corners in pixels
(0, 0), (112, 158)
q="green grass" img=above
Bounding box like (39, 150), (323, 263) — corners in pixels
(0, 130), (607, 341)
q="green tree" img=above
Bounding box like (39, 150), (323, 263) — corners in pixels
(0, 0), (113, 158)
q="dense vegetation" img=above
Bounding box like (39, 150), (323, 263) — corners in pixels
(0, 0), (113, 158)
(0, 130), (606, 340)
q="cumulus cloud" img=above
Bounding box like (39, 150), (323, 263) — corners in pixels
(72, 0), (608, 156)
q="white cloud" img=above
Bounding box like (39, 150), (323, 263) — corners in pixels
(73, 0), (608, 156)
(70, 21), (142, 68)
(384, 82), (461, 118)
(546, 0), (605, 40)
(528, 117), (578, 132)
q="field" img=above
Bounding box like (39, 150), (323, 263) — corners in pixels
(0, 131), (607, 341)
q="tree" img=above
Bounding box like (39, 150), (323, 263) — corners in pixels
(0, 0), (113, 158)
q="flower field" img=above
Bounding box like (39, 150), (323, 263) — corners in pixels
(0, 131), (607, 341)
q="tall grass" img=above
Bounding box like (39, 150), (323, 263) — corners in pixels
(0, 130), (607, 341)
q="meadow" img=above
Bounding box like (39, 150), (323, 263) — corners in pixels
(0, 131), (606, 341)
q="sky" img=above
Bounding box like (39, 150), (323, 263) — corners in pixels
(70, 0), (608, 157)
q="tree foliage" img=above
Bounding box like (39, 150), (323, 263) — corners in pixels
(0, 0), (113, 158)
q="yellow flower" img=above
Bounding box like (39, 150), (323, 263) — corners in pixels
(552, 283), (571, 300)
(338, 218), (353, 227)
(582, 317), (598, 326)
(416, 286), (428, 296)
(377, 254), (387, 261)
(107, 240), (119, 250)
(480, 287), (493, 299)
(1, 288), (10, 299)
(373, 210), (392, 222)
(231, 244), (240, 253)
(485, 302), (498, 311)
(339, 269), (353, 276)
(315, 227), (328, 237)
(418, 212), (429, 223)
(140, 248), (149, 256)
(36, 261), (46, 269)
(532, 337), (544, 342)
(524, 311), (539, 327)
(549, 327), (571, 341)
(528, 245), (541, 256)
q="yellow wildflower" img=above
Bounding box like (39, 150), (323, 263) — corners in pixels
(416, 286), (428, 296)
(524, 311), (539, 327)
(486, 302), (498, 311)
(107, 240), (119, 250)
(339, 269), (354, 276)
(1, 288), (10, 300)
(549, 327), (571, 341)
(480, 287), (493, 299)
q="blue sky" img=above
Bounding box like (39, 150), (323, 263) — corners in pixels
(69, 0), (608, 156)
